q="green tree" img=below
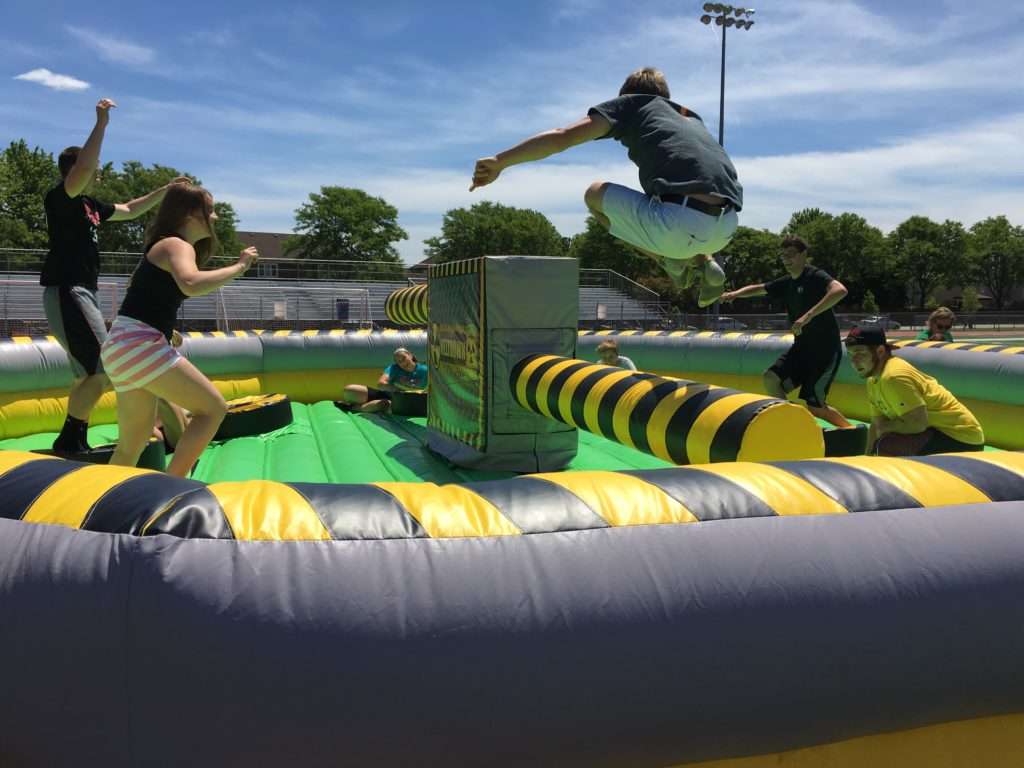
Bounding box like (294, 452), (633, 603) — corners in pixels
(0, 140), (57, 254)
(783, 207), (830, 233)
(92, 162), (191, 253)
(718, 226), (782, 302)
(862, 289), (879, 314)
(213, 202), (242, 262)
(424, 201), (566, 262)
(284, 187), (406, 274)
(967, 216), (1024, 310)
(961, 286), (981, 313)
(889, 216), (968, 309)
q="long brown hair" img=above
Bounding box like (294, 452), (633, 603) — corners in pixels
(144, 183), (219, 267)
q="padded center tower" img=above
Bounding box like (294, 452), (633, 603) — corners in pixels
(426, 255), (578, 472)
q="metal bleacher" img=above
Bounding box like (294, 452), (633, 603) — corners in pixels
(0, 254), (669, 334)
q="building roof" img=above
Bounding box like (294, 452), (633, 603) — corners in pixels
(235, 231), (298, 261)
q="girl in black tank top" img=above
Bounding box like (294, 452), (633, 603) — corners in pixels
(118, 243), (189, 340)
(98, 183), (258, 478)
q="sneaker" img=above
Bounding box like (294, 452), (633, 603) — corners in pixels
(664, 259), (700, 291)
(696, 259), (726, 308)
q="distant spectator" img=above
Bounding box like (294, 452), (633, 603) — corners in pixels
(340, 347), (428, 413)
(916, 307), (956, 342)
(597, 339), (637, 371)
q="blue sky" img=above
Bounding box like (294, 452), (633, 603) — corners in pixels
(3, 0), (1023, 263)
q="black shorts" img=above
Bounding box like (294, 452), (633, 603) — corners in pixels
(768, 342), (841, 409)
(874, 429), (984, 457)
(365, 387), (393, 402)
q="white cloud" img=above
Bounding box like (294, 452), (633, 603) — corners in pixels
(13, 68), (90, 91)
(66, 26), (155, 66)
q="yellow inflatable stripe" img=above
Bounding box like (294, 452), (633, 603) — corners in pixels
(823, 456), (991, 507)
(302, 329), (319, 337)
(374, 482), (520, 538)
(968, 344), (999, 352)
(680, 712), (1024, 768)
(582, 369), (637, 437)
(232, 330), (248, 337)
(24, 465), (152, 529)
(188, 331), (203, 338)
(958, 452), (1024, 477)
(999, 346), (1024, 355)
(668, 330), (690, 336)
(273, 330), (291, 337)
(209, 480), (331, 541)
(533, 471), (698, 526)
(12, 336), (31, 344)
(942, 342), (971, 349)
(611, 378), (662, 449)
(535, 358), (586, 420)
(556, 364), (606, 428)
(0, 451), (57, 476)
(619, 330), (639, 336)
(686, 392), (768, 466)
(691, 463), (847, 516)
(514, 355), (555, 409)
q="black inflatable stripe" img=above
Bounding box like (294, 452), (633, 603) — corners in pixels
(769, 460), (922, 513)
(542, 360), (594, 418)
(144, 487), (233, 539)
(508, 354), (541, 402)
(627, 379), (694, 456)
(522, 356), (566, 414)
(568, 366), (625, 429)
(623, 467), (776, 521)
(908, 455), (1024, 503)
(0, 459), (86, 520)
(83, 473), (209, 534)
(464, 476), (610, 534)
(594, 372), (660, 441)
(662, 386), (731, 464)
(708, 398), (777, 463)
(289, 483), (427, 540)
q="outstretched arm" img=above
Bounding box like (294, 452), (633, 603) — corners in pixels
(470, 114), (611, 191)
(161, 240), (258, 297)
(720, 283), (768, 302)
(109, 177), (191, 222)
(64, 98), (117, 198)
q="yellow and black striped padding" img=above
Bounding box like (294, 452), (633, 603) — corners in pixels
(384, 283), (429, 326)
(510, 354), (824, 464)
(4, 449), (1021, 541)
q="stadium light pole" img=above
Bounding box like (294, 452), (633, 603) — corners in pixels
(699, 4), (756, 147)
(699, 4), (755, 322)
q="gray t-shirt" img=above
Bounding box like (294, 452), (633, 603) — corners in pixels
(614, 355), (637, 371)
(588, 94), (743, 210)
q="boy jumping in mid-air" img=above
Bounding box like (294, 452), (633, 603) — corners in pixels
(470, 67), (742, 307)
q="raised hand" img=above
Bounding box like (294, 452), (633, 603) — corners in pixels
(96, 98), (117, 124)
(238, 246), (260, 271)
(470, 157), (502, 191)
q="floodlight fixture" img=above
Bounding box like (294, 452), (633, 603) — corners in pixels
(725, 17), (735, 26)
(715, 15), (725, 25)
(734, 7), (745, 16)
(703, 2), (715, 11)
(701, 14), (712, 24)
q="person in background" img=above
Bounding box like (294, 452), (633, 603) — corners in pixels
(100, 184), (258, 476)
(844, 325), (983, 455)
(470, 66), (741, 308)
(339, 347), (428, 413)
(720, 235), (852, 428)
(42, 97), (187, 454)
(596, 339), (637, 371)
(916, 307), (956, 342)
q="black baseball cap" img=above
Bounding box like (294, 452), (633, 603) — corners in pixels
(844, 324), (894, 349)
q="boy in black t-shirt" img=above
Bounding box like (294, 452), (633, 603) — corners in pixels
(470, 67), (741, 308)
(41, 98), (185, 454)
(720, 236), (852, 428)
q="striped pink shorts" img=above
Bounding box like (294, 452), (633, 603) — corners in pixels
(100, 316), (182, 393)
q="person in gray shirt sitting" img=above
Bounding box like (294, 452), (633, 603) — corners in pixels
(596, 339), (637, 371)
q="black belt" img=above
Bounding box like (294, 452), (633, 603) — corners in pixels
(660, 194), (732, 216)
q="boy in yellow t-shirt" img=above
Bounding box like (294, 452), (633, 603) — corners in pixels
(843, 325), (984, 456)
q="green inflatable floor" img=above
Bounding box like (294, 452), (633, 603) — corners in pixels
(0, 402), (997, 484)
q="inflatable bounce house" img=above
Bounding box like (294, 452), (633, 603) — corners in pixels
(1, 256), (1023, 767)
